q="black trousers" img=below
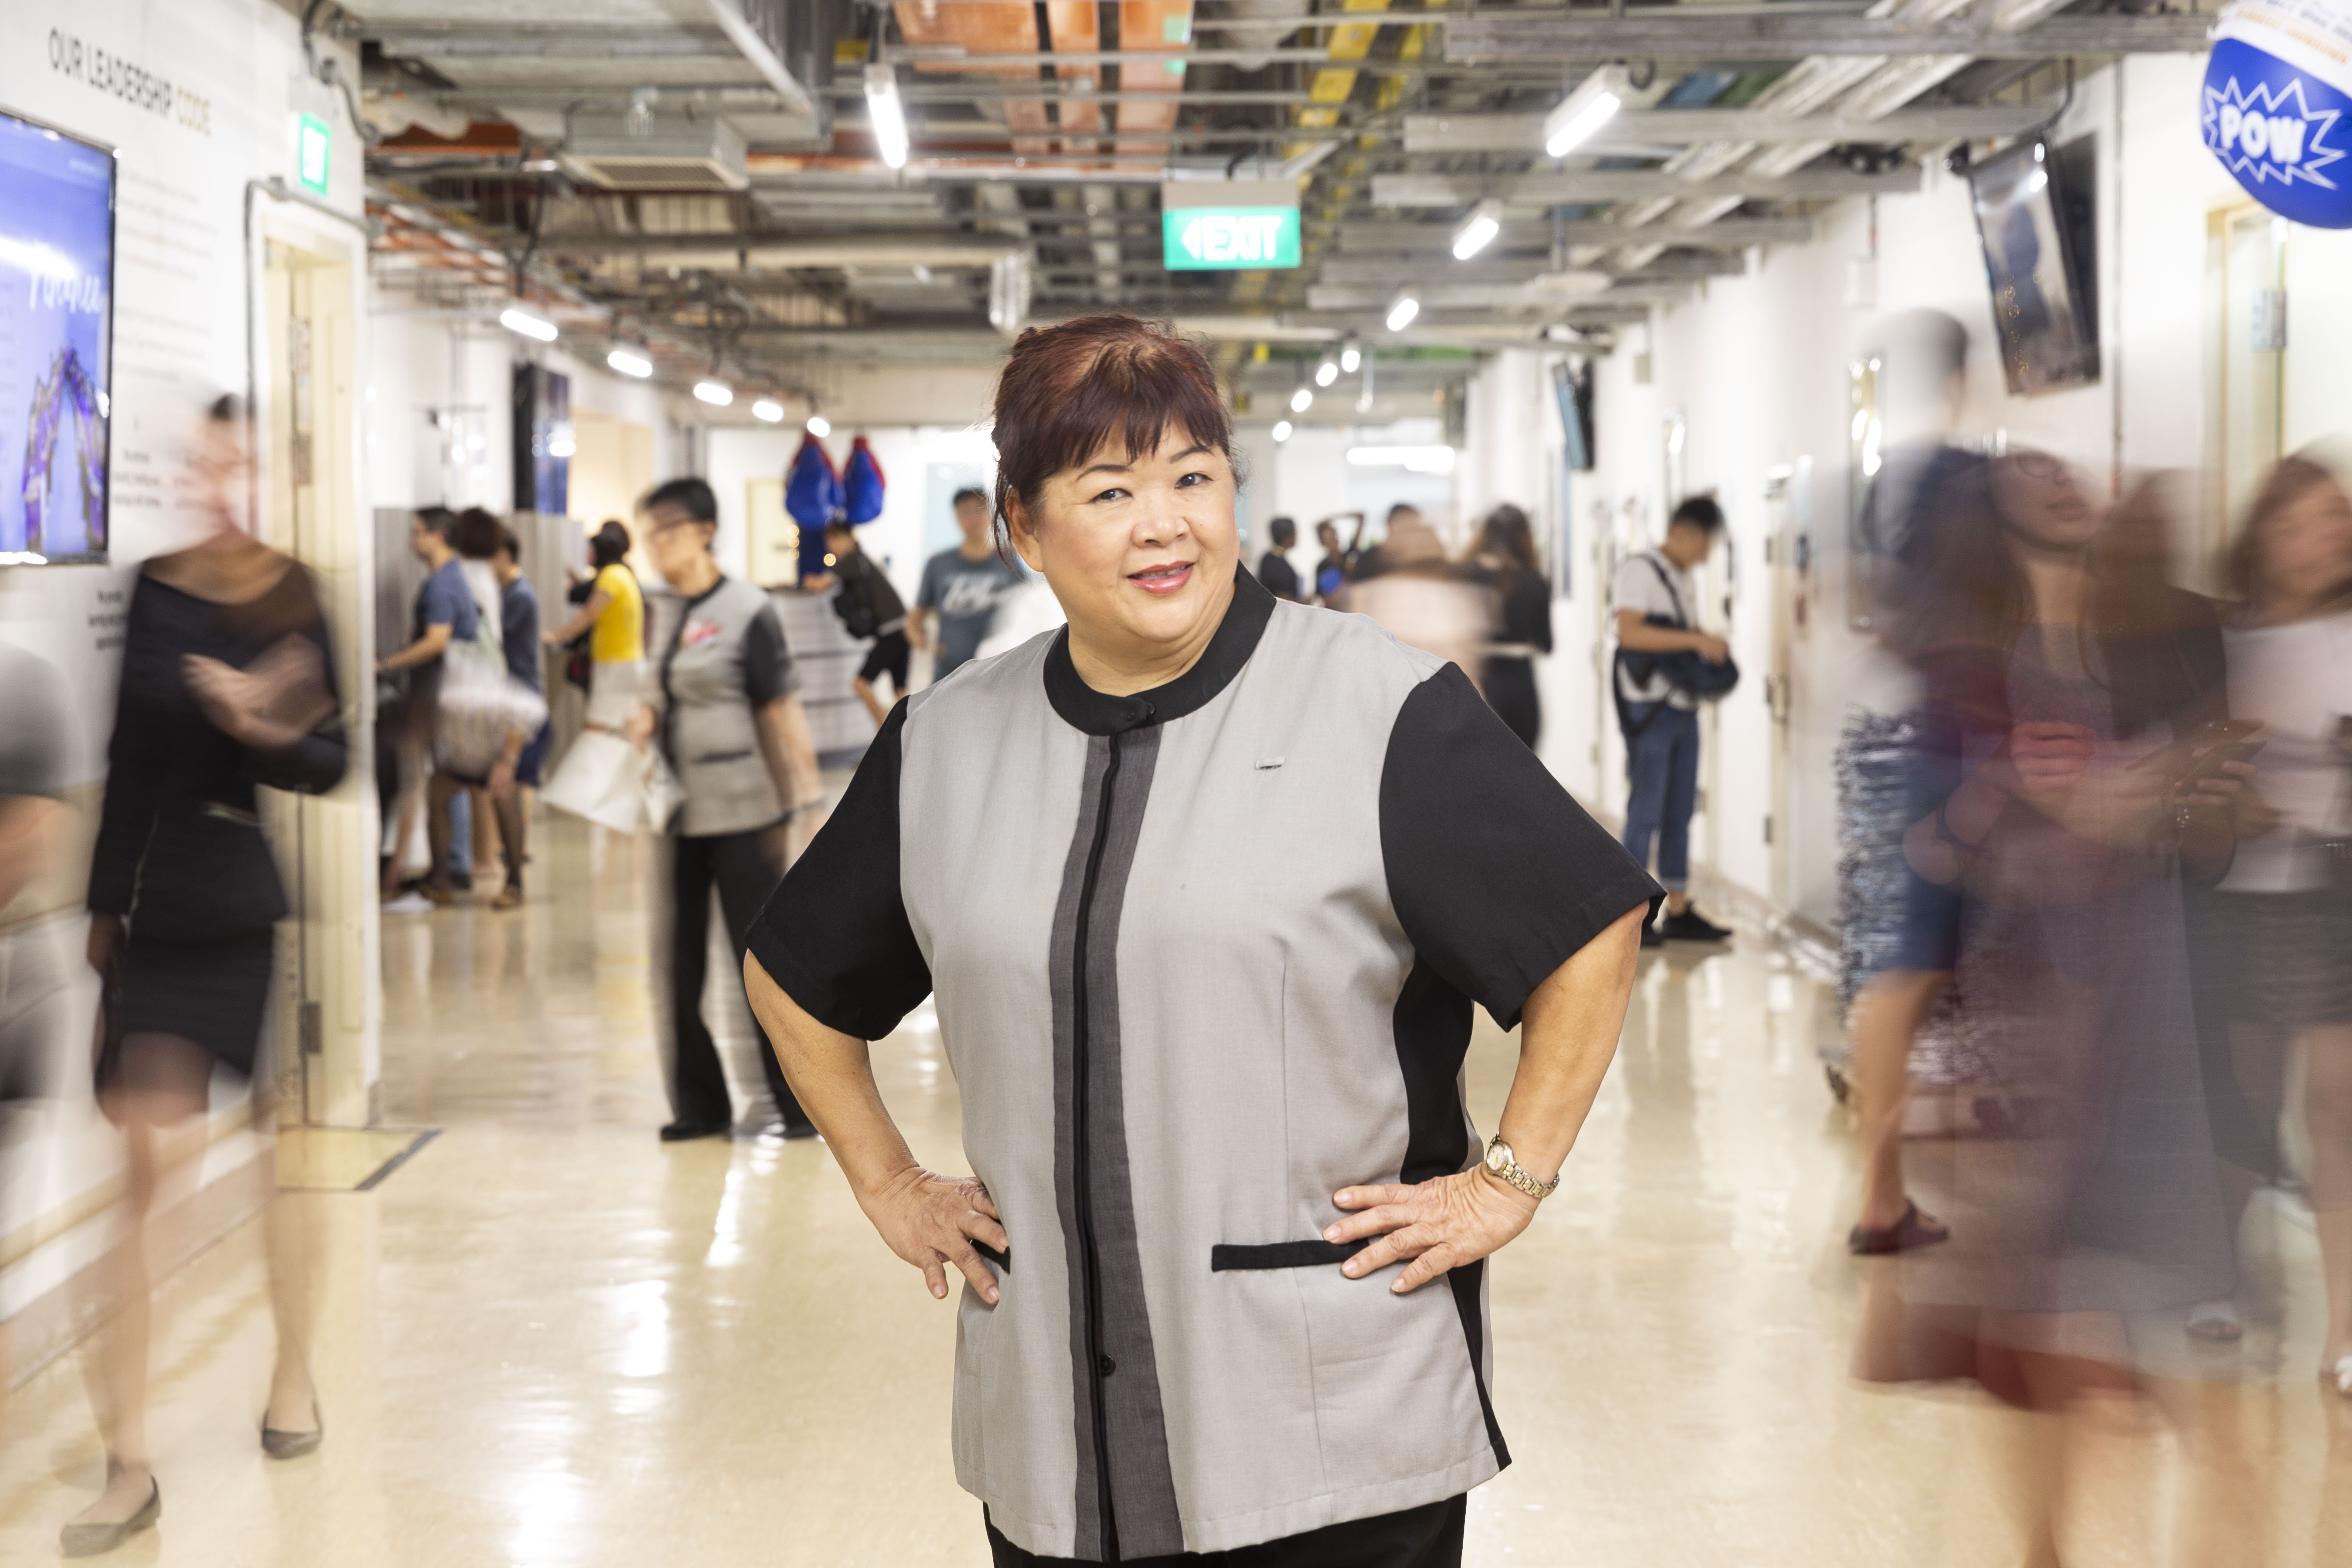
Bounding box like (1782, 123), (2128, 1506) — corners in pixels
(986, 1495), (1464, 1568)
(661, 829), (807, 1130)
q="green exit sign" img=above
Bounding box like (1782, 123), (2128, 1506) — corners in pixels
(297, 113), (332, 195)
(1161, 180), (1300, 271)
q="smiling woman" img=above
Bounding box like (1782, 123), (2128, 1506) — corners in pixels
(740, 314), (1660, 1568)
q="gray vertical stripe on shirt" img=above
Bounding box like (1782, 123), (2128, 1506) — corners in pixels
(1051, 727), (1185, 1560)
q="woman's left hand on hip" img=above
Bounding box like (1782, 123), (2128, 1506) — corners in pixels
(1323, 1169), (1540, 1294)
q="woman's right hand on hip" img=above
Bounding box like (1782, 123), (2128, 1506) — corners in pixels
(860, 1166), (1007, 1305)
(86, 913), (123, 977)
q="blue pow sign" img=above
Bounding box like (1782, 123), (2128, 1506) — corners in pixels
(2202, 0), (2352, 228)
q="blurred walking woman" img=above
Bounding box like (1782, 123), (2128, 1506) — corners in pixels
(70, 398), (347, 1553)
(744, 315), (1655, 1565)
(546, 518), (646, 729)
(2211, 453), (2352, 1395)
(1468, 504), (1553, 748)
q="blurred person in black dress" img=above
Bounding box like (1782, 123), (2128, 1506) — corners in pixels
(65, 397), (347, 1554)
(1467, 505), (1553, 748)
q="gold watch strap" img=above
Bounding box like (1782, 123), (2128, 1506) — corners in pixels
(1483, 1134), (1561, 1200)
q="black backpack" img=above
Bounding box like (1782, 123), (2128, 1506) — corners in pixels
(1612, 554), (1739, 736)
(831, 582), (879, 641)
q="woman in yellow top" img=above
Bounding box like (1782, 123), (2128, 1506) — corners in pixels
(546, 519), (646, 729)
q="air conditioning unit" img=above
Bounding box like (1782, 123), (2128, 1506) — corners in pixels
(564, 111), (748, 193)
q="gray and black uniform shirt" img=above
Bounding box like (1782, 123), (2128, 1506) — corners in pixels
(649, 576), (797, 838)
(747, 567), (1657, 1561)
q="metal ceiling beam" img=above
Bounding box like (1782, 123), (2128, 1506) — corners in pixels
(1444, 12), (2214, 61)
(1308, 282), (1696, 310)
(698, 0), (813, 119)
(1372, 165), (1921, 205)
(540, 232), (1023, 266)
(1316, 253), (1745, 285)
(1334, 217), (1814, 250)
(883, 46), (1329, 67)
(1402, 101), (2054, 153)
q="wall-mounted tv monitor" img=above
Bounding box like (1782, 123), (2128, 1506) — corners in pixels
(1967, 137), (2099, 397)
(0, 107), (115, 564)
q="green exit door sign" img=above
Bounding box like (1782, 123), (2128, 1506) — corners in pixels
(1161, 180), (1301, 271)
(297, 113), (332, 195)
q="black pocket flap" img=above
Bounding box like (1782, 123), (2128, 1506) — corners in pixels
(1210, 1238), (1368, 1271)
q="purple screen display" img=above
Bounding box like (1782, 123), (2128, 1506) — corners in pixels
(0, 110), (114, 562)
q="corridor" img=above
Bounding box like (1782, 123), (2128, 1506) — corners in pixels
(1, 820), (2344, 1565)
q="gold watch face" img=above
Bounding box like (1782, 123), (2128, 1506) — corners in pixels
(1485, 1141), (1510, 1173)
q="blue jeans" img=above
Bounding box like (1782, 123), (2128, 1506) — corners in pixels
(1621, 704), (1699, 892)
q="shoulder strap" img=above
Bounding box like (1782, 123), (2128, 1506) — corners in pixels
(1642, 552), (1689, 629)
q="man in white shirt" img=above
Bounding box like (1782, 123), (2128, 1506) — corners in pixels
(1612, 496), (1734, 946)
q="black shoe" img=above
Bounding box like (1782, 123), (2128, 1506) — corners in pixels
(1640, 921), (1663, 949)
(1660, 907), (1733, 943)
(262, 1399), (324, 1460)
(659, 1119), (729, 1142)
(60, 1476), (159, 1557)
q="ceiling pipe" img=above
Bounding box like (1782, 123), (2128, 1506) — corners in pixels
(696, 0), (814, 119)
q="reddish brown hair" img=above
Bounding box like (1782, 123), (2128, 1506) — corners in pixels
(989, 314), (1234, 543)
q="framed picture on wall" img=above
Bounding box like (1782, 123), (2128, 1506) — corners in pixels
(1967, 137), (2101, 396)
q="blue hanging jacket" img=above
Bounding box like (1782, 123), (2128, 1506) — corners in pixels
(785, 435), (842, 527)
(843, 435), (887, 524)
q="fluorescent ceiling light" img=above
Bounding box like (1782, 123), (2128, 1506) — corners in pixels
(1543, 67), (1626, 159)
(806, 414), (832, 438)
(865, 64), (910, 171)
(1339, 339), (1361, 374)
(693, 381), (733, 407)
(1347, 444), (1456, 475)
(1384, 294), (1419, 332)
(1289, 387), (1313, 414)
(1451, 200), (1503, 261)
(1272, 420), (1293, 443)
(1314, 359), (1338, 388)
(751, 399), (784, 423)
(499, 307), (557, 343)
(606, 347), (652, 378)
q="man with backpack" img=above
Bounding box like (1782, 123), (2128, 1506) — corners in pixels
(1612, 494), (1736, 947)
(824, 520), (910, 726)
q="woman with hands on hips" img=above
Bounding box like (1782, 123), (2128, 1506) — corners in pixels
(741, 315), (1656, 1567)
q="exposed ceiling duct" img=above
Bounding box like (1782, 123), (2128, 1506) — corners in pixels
(564, 109), (750, 191)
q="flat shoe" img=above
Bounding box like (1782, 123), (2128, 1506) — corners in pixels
(60, 1478), (159, 1557)
(659, 1119), (729, 1142)
(1848, 1199), (1951, 1256)
(263, 1398), (324, 1459)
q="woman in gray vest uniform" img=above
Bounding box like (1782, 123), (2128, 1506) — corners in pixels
(635, 478), (827, 1143)
(744, 317), (1657, 1566)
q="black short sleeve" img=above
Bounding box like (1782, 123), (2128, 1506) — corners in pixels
(744, 600), (798, 708)
(745, 700), (929, 1038)
(1381, 662), (1660, 1029)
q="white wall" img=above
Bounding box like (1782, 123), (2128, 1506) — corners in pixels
(0, 0), (372, 1342)
(1546, 54), (2352, 931)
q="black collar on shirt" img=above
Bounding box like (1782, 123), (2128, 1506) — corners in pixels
(1043, 564), (1274, 735)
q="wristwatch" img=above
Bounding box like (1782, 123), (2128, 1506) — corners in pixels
(1481, 1134), (1561, 1201)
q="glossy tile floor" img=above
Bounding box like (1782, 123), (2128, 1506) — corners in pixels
(3, 815), (2350, 1564)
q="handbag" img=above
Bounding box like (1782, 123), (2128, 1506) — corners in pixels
(543, 729), (686, 835)
(435, 620), (550, 780)
(1612, 553), (1740, 735)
